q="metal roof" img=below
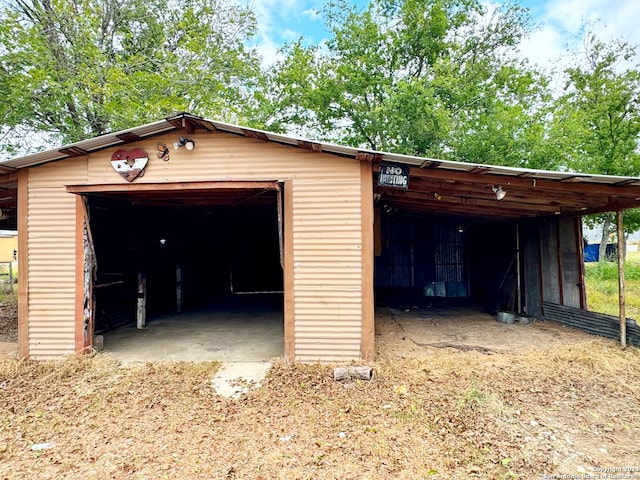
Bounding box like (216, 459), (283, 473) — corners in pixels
(0, 112), (634, 184)
(2, 112), (640, 220)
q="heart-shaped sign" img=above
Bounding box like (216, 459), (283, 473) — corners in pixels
(111, 148), (148, 182)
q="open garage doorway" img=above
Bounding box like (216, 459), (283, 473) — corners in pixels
(75, 182), (285, 363)
(373, 210), (528, 317)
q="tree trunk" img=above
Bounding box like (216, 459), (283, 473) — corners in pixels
(598, 215), (612, 261)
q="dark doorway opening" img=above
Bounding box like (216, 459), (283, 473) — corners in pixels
(79, 185), (285, 361)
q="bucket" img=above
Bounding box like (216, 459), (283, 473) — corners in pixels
(496, 311), (515, 324)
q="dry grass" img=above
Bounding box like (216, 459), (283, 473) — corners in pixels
(1, 324), (639, 480)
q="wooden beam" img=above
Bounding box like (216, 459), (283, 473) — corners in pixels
(66, 181), (281, 194)
(74, 196), (85, 352)
(616, 210), (626, 347)
(58, 146), (89, 156)
(379, 189), (562, 215)
(356, 151), (383, 163)
(176, 265), (183, 314)
(243, 129), (269, 141)
(403, 166), (640, 198)
(17, 169), (28, 359)
(283, 180), (295, 361)
(360, 162), (375, 361)
(137, 273), (147, 329)
(297, 140), (322, 152)
(115, 132), (142, 142)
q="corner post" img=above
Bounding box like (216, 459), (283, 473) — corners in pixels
(616, 210), (626, 347)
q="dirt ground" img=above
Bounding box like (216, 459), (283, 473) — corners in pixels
(0, 301), (17, 357)
(1, 303), (640, 479)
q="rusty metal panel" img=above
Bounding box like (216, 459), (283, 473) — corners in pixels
(28, 157), (88, 187)
(26, 134), (366, 361)
(291, 178), (363, 361)
(86, 133), (360, 184)
(26, 182), (77, 359)
(543, 302), (640, 346)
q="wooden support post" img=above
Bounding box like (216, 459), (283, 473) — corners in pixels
(616, 211), (626, 347)
(137, 273), (147, 329)
(176, 265), (182, 313)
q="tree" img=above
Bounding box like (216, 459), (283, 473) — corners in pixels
(260, 0), (552, 169)
(0, 0), (261, 157)
(550, 32), (640, 260)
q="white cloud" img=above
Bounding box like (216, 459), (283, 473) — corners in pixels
(302, 8), (321, 20)
(514, 0), (640, 71)
(246, 0), (326, 65)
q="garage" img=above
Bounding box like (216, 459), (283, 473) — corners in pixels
(3, 112), (640, 361)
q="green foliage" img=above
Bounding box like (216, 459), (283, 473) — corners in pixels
(548, 31), (640, 177)
(0, 0), (262, 154)
(261, 0), (551, 167)
(585, 250), (640, 319)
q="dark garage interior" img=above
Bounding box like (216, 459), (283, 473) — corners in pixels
(373, 211), (529, 316)
(82, 188), (284, 357)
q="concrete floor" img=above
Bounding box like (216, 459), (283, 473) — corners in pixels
(102, 295), (284, 364)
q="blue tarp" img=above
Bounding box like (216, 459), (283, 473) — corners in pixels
(584, 243), (618, 262)
(584, 244), (598, 262)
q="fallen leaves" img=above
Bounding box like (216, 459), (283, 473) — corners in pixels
(0, 313), (639, 478)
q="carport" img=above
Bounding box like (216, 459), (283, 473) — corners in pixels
(370, 157), (640, 346)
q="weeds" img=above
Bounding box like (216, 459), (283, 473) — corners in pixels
(585, 250), (640, 318)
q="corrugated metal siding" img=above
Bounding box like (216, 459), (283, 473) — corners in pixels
(28, 134), (365, 361)
(543, 302), (640, 346)
(27, 159), (87, 359)
(292, 180), (363, 361)
(86, 133), (357, 184)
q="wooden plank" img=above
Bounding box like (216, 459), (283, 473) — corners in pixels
(283, 179), (295, 360)
(137, 273), (146, 329)
(408, 166), (640, 197)
(521, 221), (542, 318)
(17, 169), (29, 359)
(277, 186), (284, 269)
(617, 211), (626, 347)
(559, 218), (581, 307)
(176, 265), (182, 314)
(576, 217), (587, 309)
(360, 162), (375, 361)
(66, 181), (280, 194)
(374, 208), (382, 257)
(74, 196), (84, 352)
(539, 219), (560, 304)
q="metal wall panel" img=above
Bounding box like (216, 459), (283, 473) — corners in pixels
(27, 159), (87, 359)
(27, 133), (365, 361)
(292, 179), (363, 361)
(558, 218), (582, 308)
(539, 219), (561, 304)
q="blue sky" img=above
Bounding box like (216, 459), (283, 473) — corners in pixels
(248, 0), (640, 68)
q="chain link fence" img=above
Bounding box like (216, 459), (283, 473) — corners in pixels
(0, 262), (15, 292)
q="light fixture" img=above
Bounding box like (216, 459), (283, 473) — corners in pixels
(173, 136), (195, 151)
(458, 225), (464, 233)
(492, 185), (506, 201)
